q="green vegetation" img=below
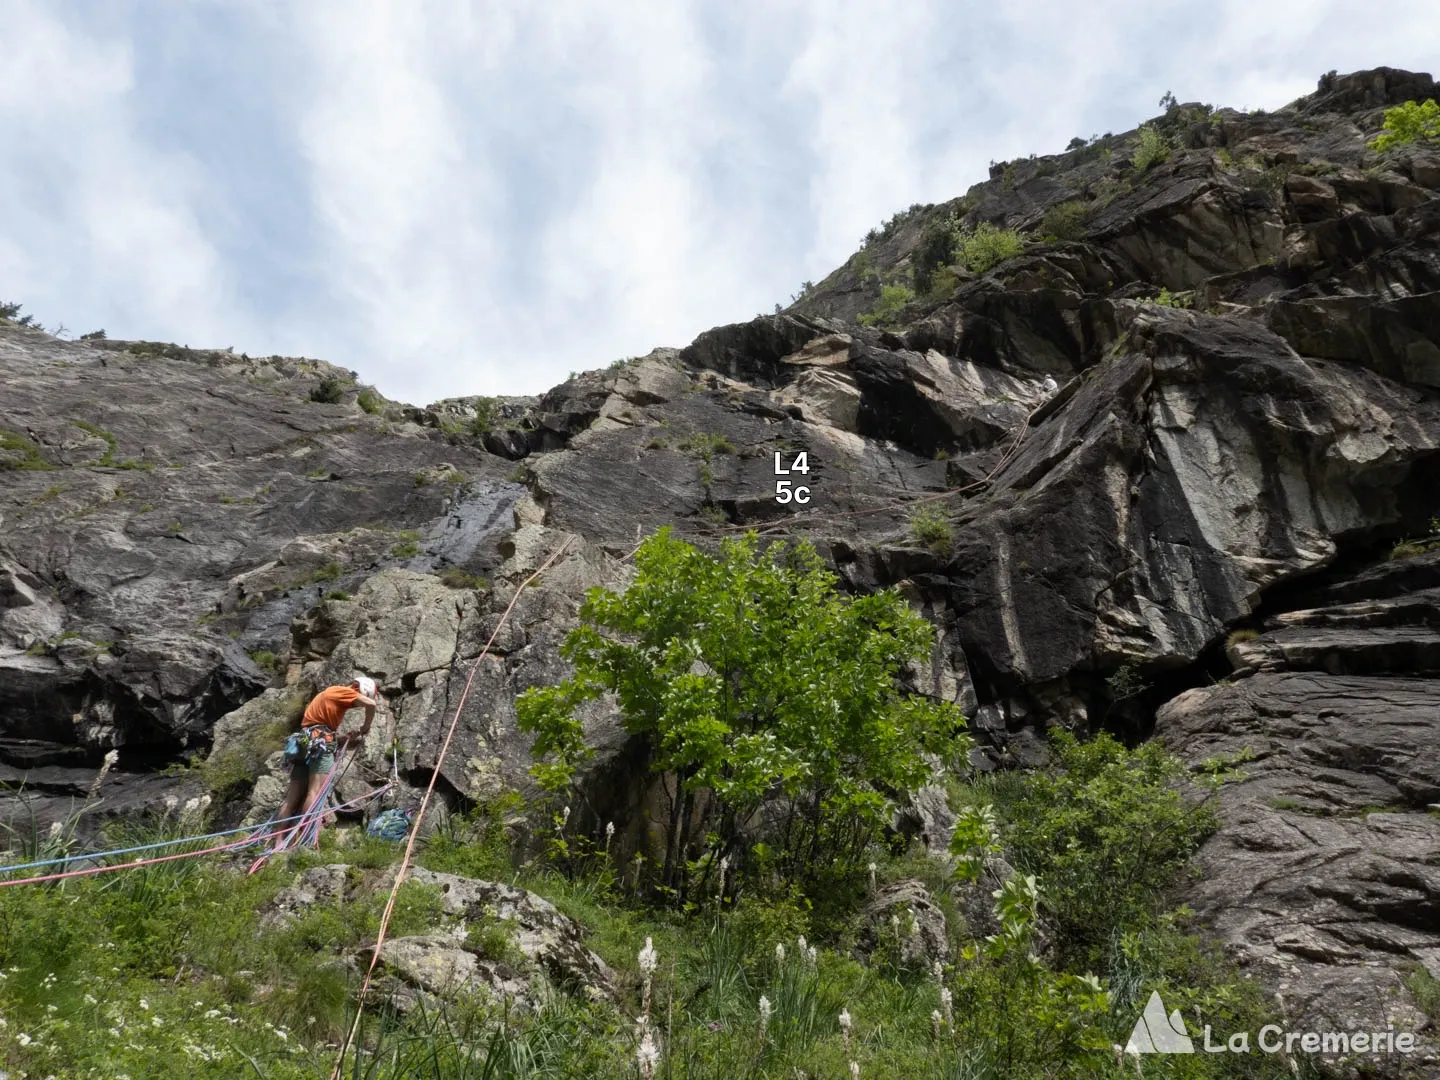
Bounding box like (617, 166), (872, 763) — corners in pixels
(856, 283), (916, 326)
(0, 300), (41, 328)
(676, 431), (735, 460)
(324, 590), (352, 602)
(504, 465), (529, 483)
(79, 328), (107, 340)
(518, 528), (969, 907)
(1146, 287), (1193, 309)
(1040, 200), (1089, 241)
(1406, 964), (1440, 1022)
(0, 429), (54, 471)
(468, 397), (499, 435)
(437, 567), (488, 590)
(1369, 98), (1440, 151)
(68, 418), (147, 469)
(958, 222), (1026, 273)
(390, 531), (422, 559)
(246, 648), (281, 674)
(355, 387), (383, 415)
(310, 375), (348, 404)
(914, 216), (1028, 296)
(908, 504), (954, 555)
(198, 698), (302, 800)
(296, 560), (343, 586)
(1226, 628), (1260, 649)
(1132, 124), (1172, 171)
(1, 558), (1301, 1080)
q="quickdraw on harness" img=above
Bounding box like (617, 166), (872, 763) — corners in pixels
(283, 724), (338, 768)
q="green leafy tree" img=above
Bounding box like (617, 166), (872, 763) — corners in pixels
(1370, 98), (1440, 151)
(517, 528), (970, 903)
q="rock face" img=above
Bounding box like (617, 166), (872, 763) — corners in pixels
(3, 66), (1440, 1053)
(262, 864), (615, 1011)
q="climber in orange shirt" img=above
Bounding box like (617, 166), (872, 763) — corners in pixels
(272, 675), (379, 840)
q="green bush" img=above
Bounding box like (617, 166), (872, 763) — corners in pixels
(516, 528), (970, 903)
(1001, 730), (1219, 969)
(1369, 98), (1440, 151)
(956, 222), (1026, 273)
(355, 387), (383, 414)
(468, 396), (499, 435)
(908, 504), (954, 555)
(1040, 200), (1089, 241)
(856, 283), (915, 326)
(1132, 124), (1171, 171)
(309, 375), (347, 404)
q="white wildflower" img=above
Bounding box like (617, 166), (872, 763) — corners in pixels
(850, 1062), (860, 1080)
(198, 794), (212, 811)
(638, 937), (658, 1016)
(163, 795), (178, 815)
(932, 959), (943, 982)
(758, 994), (772, 1038)
(138, 998), (149, 1010)
(604, 821), (615, 851)
(18, 1032), (31, 1046)
(48, 821), (63, 839)
(931, 1008), (943, 1039)
(839, 1006), (853, 1055)
(807, 945), (817, 965)
(868, 861), (877, 892)
(775, 942), (785, 965)
(940, 986), (953, 1029)
(797, 934), (807, 954)
(203, 1010), (221, 1019)
(636, 1026), (660, 1080)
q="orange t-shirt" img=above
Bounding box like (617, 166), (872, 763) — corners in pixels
(303, 685), (363, 731)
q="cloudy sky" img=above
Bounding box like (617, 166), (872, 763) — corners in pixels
(2, 2), (1437, 403)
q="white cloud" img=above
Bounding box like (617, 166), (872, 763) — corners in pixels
(0, 3), (241, 345)
(2, 0), (1438, 401)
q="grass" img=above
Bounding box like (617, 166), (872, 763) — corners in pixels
(391, 530), (422, 559)
(0, 429), (55, 471)
(1226, 628), (1260, 649)
(356, 387), (383, 415)
(908, 504), (954, 555)
(677, 432), (735, 461)
(437, 567), (488, 590)
(0, 732), (1311, 1080)
(295, 560), (343, 586)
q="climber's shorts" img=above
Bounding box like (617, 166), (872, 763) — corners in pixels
(304, 749), (336, 776)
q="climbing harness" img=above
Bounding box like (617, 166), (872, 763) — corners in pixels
(283, 724), (338, 768)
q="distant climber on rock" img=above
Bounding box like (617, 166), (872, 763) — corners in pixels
(270, 675), (378, 841)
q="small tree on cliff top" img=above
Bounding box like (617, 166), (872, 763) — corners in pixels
(517, 527), (970, 902)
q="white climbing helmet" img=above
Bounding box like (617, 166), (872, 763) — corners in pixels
(353, 675), (377, 697)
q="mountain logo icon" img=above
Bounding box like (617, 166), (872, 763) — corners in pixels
(1125, 991), (1195, 1054)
